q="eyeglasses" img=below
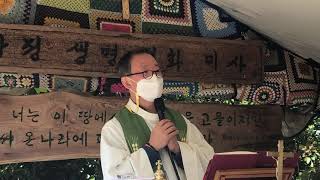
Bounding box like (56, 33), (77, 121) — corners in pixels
(125, 70), (164, 79)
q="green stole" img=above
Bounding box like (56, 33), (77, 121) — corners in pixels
(115, 107), (187, 153)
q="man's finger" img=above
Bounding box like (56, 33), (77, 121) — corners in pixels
(165, 126), (177, 134)
(162, 121), (175, 130)
(158, 119), (170, 126)
(168, 130), (179, 139)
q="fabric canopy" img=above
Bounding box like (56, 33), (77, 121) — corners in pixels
(207, 0), (320, 62)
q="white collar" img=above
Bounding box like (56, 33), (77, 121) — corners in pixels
(126, 98), (159, 122)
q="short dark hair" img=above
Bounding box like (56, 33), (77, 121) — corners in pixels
(117, 48), (155, 77)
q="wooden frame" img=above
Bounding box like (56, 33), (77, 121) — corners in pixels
(0, 23), (264, 84)
(214, 168), (295, 180)
(0, 91), (282, 164)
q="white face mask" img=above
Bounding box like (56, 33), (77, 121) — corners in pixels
(129, 74), (164, 102)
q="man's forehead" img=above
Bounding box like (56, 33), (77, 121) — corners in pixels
(140, 61), (159, 68)
(131, 53), (159, 67)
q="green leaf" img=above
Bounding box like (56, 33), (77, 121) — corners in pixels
(304, 157), (311, 164)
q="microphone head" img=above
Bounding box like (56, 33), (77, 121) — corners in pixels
(154, 97), (165, 113)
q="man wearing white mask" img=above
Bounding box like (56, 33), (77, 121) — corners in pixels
(100, 49), (214, 180)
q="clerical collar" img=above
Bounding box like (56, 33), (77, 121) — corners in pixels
(126, 99), (159, 121)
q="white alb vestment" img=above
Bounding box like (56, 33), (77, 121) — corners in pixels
(100, 99), (214, 180)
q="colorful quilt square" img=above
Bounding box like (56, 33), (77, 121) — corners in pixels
(0, 73), (35, 88)
(0, 0), (15, 15)
(89, 9), (142, 32)
(32, 73), (53, 89)
(163, 81), (198, 97)
(90, 0), (142, 14)
(44, 17), (80, 28)
(197, 83), (235, 99)
(37, 0), (90, 13)
(142, 0), (193, 26)
(142, 22), (194, 35)
(0, 0), (37, 24)
(237, 71), (288, 105)
(34, 5), (90, 28)
(53, 76), (88, 93)
(288, 53), (317, 84)
(285, 51), (318, 92)
(149, 0), (184, 18)
(191, 0), (240, 38)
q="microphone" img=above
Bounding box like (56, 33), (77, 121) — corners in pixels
(154, 97), (181, 180)
(154, 97), (165, 120)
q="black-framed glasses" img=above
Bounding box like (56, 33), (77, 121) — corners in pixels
(125, 70), (164, 79)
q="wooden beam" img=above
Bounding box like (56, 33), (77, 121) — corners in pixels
(0, 24), (264, 84)
(0, 91), (282, 164)
(277, 140), (284, 180)
(267, 152), (295, 158)
(122, 0), (130, 20)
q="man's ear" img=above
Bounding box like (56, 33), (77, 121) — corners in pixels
(121, 77), (132, 90)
